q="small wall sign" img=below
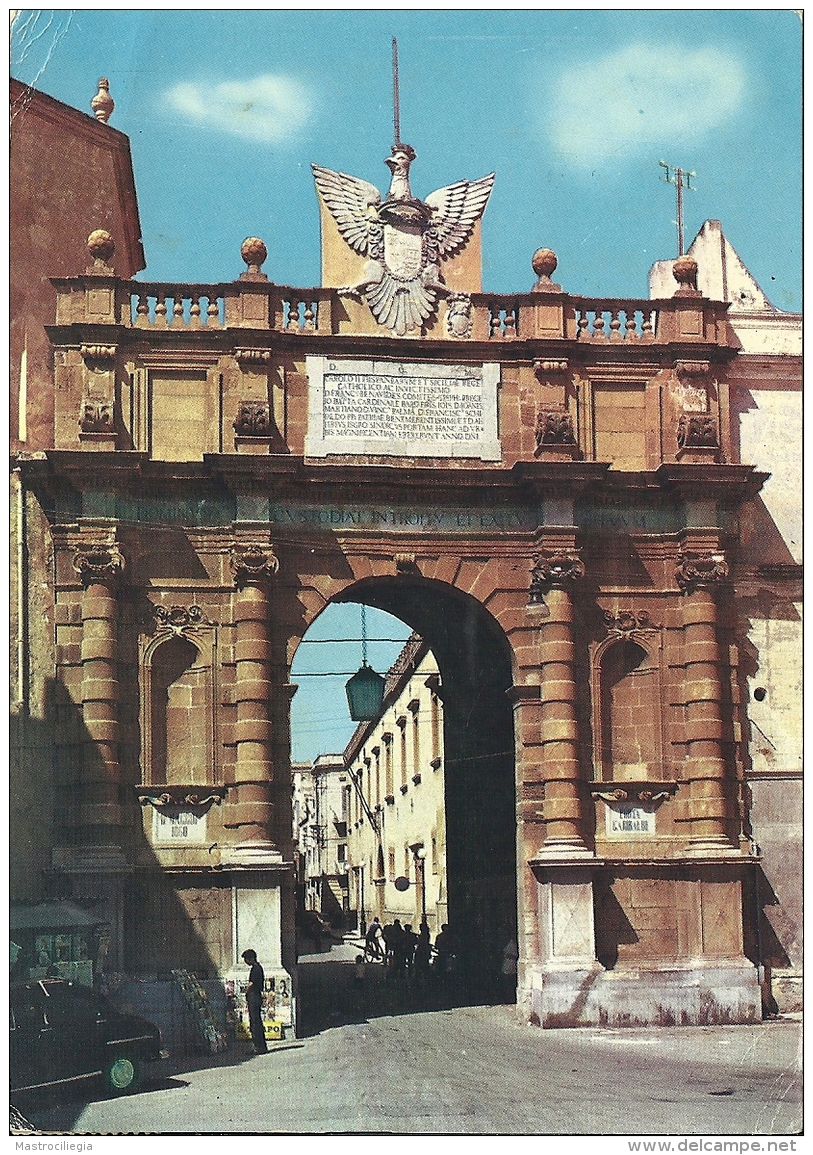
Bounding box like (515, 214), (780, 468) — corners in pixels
(152, 809), (208, 845)
(605, 804), (656, 838)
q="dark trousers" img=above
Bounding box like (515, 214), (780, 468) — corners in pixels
(247, 994), (267, 1053)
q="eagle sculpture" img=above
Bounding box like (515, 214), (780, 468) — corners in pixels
(312, 143), (495, 336)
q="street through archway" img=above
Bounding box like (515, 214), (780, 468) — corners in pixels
(291, 581), (519, 1029)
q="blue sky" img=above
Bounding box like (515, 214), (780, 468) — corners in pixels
(289, 605), (411, 764)
(11, 9), (802, 308)
(11, 8), (802, 760)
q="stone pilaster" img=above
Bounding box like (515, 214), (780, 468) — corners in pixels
(529, 548), (592, 857)
(48, 540), (130, 972)
(675, 546), (736, 853)
(224, 542), (280, 861)
(72, 542), (125, 842)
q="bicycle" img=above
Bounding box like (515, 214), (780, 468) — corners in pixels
(363, 936), (384, 963)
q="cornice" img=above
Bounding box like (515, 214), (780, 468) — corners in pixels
(15, 452), (768, 515)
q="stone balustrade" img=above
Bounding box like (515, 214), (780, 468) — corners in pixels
(53, 231), (727, 345)
(572, 299), (658, 341)
(126, 283), (335, 333)
(88, 281), (730, 344)
(131, 284), (226, 328)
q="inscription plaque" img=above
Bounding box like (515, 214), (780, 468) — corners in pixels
(605, 804), (656, 838)
(305, 357), (501, 460)
(152, 809), (208, 845)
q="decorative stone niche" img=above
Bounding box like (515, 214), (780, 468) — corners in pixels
(139, 606), (217, 789)
(592, 627), (663, 783)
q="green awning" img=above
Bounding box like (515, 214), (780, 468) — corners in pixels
(10, 902), (106, 931)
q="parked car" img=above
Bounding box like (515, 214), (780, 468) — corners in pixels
(10, 979), (167, 1096)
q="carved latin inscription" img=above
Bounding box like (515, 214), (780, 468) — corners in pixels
(305, 357), (500, 460)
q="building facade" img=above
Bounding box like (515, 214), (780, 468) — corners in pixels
(343, 637), (447, 937)
(11, 78), (145, 987)
(11, 82), (802, 1027)
(652, 223), (802, 1012)
(292, 755), (350, 929)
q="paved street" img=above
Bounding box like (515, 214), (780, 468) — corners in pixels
(13, 943), (802, 1137)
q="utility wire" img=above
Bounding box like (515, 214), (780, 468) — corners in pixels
(296, 637), (412, 644)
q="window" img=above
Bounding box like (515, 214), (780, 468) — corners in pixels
(408, 698), (420, 780)
(383, 733), (394, 797)
(397, 717), (408, 790)
(430, 693), (441, 765)
(372, 746), (381, 807)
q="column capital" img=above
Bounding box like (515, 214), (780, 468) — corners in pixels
(675, 548), (729, 593)
(529, 549), (584, 601)
(72, 543), (125, 587)
(230, 541), (280, 588)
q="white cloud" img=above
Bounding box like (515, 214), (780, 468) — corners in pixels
(167, 74), (311, 143)
(547, 43), (746, 165)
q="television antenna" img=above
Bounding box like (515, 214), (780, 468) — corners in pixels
(659, 161), (695, 257)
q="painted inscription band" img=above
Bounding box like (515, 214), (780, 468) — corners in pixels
(256, 500), (538, 532)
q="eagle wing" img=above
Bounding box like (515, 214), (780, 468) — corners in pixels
(424, 173), (495, 257)
(311, 164), (382, 257)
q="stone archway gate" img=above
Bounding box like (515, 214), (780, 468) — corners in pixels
(17, 234), (767, 1029)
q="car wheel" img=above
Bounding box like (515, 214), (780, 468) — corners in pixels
(104, 1054), (141, 1094)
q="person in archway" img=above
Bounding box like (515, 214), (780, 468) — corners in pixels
(241, 949), (268, 1055)
(403, 924), (418, 976)
(414, 921), (432, 987)
(433, 923), (454, 978)
(364, 916), (383, 961)
(390, 919), (407, 978)
(500, 936), (518, 1003)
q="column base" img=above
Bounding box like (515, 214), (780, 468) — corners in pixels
(220, 840), (288, 868)
(51, 845), (130, 873)
(683, 836), (741, 858)
(532, 839), (595, 862)
(524, 959), (761, 1029)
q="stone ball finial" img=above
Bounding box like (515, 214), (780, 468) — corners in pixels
(532, 248), (558, 279)
(91, 77), (114, 124)
(672, 255), (699, 293)
(239, 236), (269, 282)
(241, 237), (268, 272)
(531, 247), (561, 293)
(87, 229), (115, 267)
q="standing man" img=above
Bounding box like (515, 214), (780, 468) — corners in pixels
(241, 949), (268, 1055)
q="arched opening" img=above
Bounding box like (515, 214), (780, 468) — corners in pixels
(291, 576), (517, 1015)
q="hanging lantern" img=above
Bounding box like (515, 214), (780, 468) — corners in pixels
(345, 605), (386, 721)
(345, 663), (386, 721)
